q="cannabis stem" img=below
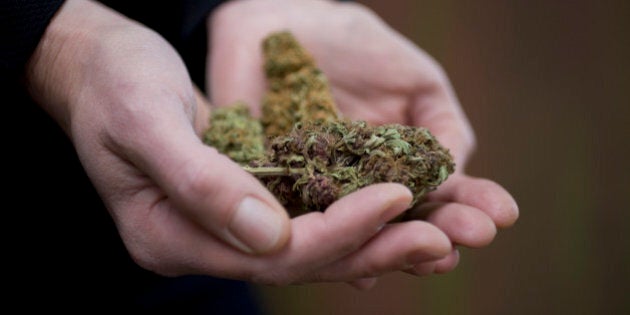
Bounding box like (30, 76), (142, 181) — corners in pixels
(242, 166), (306, 177)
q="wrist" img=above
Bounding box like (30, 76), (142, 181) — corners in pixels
(25, 0), (132, 133)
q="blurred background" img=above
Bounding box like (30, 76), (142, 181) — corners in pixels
(256, 1), (630, 314)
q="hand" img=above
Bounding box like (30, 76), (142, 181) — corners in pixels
(27, 0), (290, 272)
(209, 0), (518, 286)
(25, 0), (452, 286)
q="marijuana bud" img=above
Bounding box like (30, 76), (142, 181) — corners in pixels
(247, 120), (454, 212)
(261, 31), (339, 137)
(203, 102), (265, 164)
(203, 30), (455, 216)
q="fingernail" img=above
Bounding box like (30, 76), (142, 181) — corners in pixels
(228, 197), (285, 254)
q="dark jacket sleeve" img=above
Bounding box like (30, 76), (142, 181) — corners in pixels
(0, 0), (225, 87)
(0, 0), (65, 84)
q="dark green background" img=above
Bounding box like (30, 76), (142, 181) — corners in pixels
(258, 1), (630, 314)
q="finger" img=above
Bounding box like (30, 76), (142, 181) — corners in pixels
(405, 261), (436, 277)
(277, 184), (413, 271)
(348, 277), (379, 290)
(141, 183), (414, 283)
(406, 202), (497, 248)
(433, 248), (460, 274)
(409, 77), (476, 168)
(428, 174), (519, 228)
(309, 221), (451, 282)
(404, 248), (459, 277)
(122, 101), (291, 255)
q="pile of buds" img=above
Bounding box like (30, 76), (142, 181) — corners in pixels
(204, 31), (454, 215)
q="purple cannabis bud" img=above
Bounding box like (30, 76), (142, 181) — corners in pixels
(249, 121), (454, 212)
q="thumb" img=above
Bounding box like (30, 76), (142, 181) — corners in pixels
(136, 109), (290, 255)
(175, 145), (292, 255)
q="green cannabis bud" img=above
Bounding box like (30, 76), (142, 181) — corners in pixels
(261, 31), (339, 137)
(247, 120), (454, 212)
(203, 102), (265, 164)
(203, 30), (455, 216)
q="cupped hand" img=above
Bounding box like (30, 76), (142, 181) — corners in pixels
(209, 0), (519, 285)
(24, 0), (453, 286)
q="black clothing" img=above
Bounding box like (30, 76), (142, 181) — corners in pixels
(1, 0), (65, 84)
(2, 1), (262, 313)
(1, 0), (221, 88)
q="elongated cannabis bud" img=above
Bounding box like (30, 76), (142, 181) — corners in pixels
(248, 120), (454, 212)
(261, 31), (339, 137)
(203, 103), (265, 164)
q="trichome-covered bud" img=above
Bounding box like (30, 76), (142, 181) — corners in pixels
(248, 120), (455, 212)
(261, 31), (339, 137)
(203, 30), (456, 217)
(203, 102), (265, 164)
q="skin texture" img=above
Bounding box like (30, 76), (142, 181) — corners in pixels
(25, 0), (517, 290)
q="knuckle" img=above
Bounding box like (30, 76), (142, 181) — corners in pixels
(113, 209), (184, 277)
(173, 148), (224, 200)
(355, 262), (384, 279)
(123, 239), (180, 277)
(176, 160), (212, 197)
(335, 238), (365, 257)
